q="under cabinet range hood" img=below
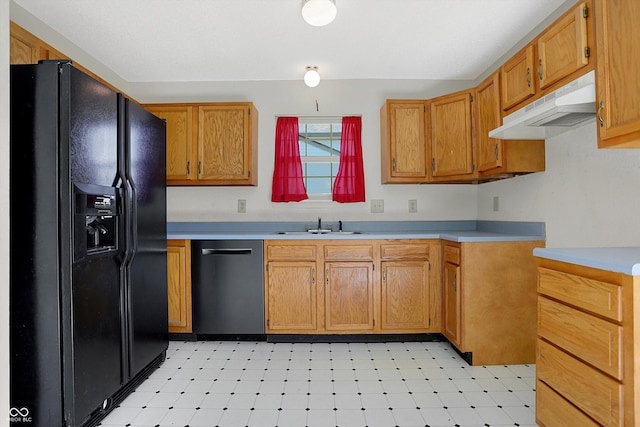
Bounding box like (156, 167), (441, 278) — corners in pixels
(489, 70), (596, 140)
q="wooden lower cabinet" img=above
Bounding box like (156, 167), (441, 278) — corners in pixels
(441, 240), (544, 365)
(264, 239), (439, 335)
(167, 240), (192, 333)
(535, 258), (640, 426)
(325, 262), (374, 331)
(266, 261), (317, 331)
(380, 261), (429, 330)
(442, 261), (461, 347)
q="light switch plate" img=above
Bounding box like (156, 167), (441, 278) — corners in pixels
(493, 196), (499, 212)
(238, 199), (247, 213)
(408, 199), (417, 213)
(371, 199), (384, 213)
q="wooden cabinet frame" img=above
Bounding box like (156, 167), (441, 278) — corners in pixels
(264, 239), (440, 335)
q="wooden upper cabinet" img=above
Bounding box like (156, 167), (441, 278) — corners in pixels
(537, 2), (589, 90)
(380, 100), (428, 183)
(595, 0), (640, 148)
(198, 104), (257, 185)
(428, 90), (475, 179)
(475, 72), (546, 178)
(501, 44), (536, 111)
(476, 72), (503, 172)
(145, 105), (195, 182)
(143, 102), (258, 185)
(10, 22), (67, 64)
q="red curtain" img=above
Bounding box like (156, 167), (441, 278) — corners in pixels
(333, 116), (365, 202)
(271, 117), (308, 202)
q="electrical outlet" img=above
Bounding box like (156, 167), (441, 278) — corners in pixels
(493, 196), (499, 212)
(408, 199), (417, 213)
(371, 199), (384, 213)
(237, 199), (247, 213)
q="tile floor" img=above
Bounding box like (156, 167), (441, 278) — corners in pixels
(98, 340), (537, 427)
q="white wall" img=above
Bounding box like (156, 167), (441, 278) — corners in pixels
(2, 0), (11, 424)
(131, 79), (479, 223)
(478, 121), (640, 247)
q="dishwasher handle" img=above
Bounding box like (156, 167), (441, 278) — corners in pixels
(201, 248), (253, 255)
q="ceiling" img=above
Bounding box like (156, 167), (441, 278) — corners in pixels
(14, 0), (568, 84)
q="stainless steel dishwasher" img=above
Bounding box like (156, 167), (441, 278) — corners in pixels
(191, 240), (265, 337)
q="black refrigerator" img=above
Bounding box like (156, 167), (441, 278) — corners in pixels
(10, 61), (168, 427)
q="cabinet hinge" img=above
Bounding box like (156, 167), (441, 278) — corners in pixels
(428, 262), (431, 271)
(469, 94), (473, 102)
(428, 318), (431, 327)
(266, 263), (269, 272)
(472, 164), (475, 172)
(423, 105), (426, 113)
(187, 161), (190, 175)
(248, 170), (251, 178)
(373, 319), (375, 327)
(248, 107), (251, 115)
(431, 158), (436, 172)
(584, 46), (590, 58)
(267, 319), (269, 328)
(583, 6), (588, 18)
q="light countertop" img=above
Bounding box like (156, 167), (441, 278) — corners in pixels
(534, 247), (640, 275)
(167, 220), (546, 243)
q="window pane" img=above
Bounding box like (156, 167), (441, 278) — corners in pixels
(298, 119), (342, 195)
(307, 162), (332, 177)
(306, 177), (332, 194)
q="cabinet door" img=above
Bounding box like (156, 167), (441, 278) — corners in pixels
(325, 262), (374, 331)
(501, 44), (536, 111)
(476, 72), (503, 172)
(381, 101), (427, 183)
(266, 261), (317, 331)
(145, 105), (195, 182)
(10, 22), (66, 64)
(429, 91), (474, 178)
(443, 262), (461, 347)
(198, 104), (253, 183)
(167, 240), (192, 333)
(595, 0), (640, 148)
(380, 261), (429, 331)
(537, 2), (589, 90)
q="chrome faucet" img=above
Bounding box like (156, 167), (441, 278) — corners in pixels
(317, 217), (322, 231)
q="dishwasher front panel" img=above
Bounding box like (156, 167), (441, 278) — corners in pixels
(191, 240), (265, 335)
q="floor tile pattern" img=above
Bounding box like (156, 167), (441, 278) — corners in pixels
(99, 340), (537, 427)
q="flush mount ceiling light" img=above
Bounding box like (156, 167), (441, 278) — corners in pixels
(304, 66), (321, 87)
(301, 0), (337, 26)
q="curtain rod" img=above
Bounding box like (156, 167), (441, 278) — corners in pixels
(274, 115), (362, 122)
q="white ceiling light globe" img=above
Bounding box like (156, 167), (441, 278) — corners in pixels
(304, 67), (321, 87)
(302, 0), (337, 27)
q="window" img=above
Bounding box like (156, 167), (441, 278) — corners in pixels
(298, 119), (342, 197)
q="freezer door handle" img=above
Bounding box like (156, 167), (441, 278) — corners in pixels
(201, 248), (253, 255)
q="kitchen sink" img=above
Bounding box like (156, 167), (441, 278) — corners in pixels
(276, 230), (362, 235)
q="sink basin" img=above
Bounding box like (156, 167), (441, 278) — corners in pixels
(276, 231), (362, 235)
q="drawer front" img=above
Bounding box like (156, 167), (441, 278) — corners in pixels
(536, 380), (600, 427)
(324, 245), (374, 261)
(443, 245), (460, 264)
(538, 297), (622, 379)
(537, 339), (622, 426)
(380, 243), (430, 260)
(266, 244), (316, 261)
(538, 268), (622, 321)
